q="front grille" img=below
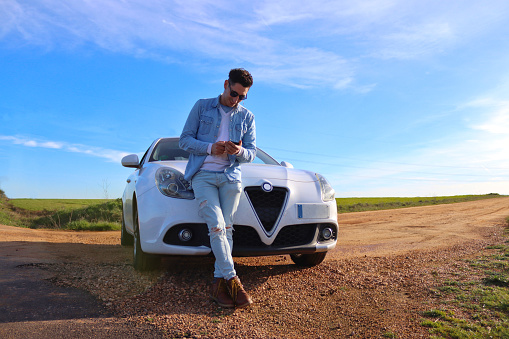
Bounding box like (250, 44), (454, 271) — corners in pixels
(233, 225), (266, 248)
(271, 224), (317, 247)
(244, 186), (288, 233)
(233, 224), (317, 249)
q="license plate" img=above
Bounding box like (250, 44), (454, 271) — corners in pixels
(297, 204), (329, 219)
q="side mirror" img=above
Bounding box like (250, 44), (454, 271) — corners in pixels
(121, 154), (140, 168)
(281, 161), (294, 168)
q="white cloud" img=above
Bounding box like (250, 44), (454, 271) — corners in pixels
(250, 47), (354, 89)
(0, 135), (129, 163)
(0, 135), (63, 149)
(252, 0), (396, 28)
(470, 101), (509, 135)
(340, 180), (509, 198)
(373, 22), (454, 59)
(3, 0), (508, 89)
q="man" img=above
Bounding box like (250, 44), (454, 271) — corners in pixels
(179, 68), (256, 308)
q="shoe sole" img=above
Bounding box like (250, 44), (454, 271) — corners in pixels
(235, 300), (253, 308)
(210, 296), (234, 308)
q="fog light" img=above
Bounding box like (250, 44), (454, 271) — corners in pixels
(178, 229), (193, 242)
(322, 227), (333, 240)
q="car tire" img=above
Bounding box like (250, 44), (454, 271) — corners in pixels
(133, 205), (160, 271)
(290, 253), (327, 267)
(120, 212), (134, 246)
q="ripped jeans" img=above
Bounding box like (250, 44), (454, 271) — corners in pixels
(191, 171), (241, 280)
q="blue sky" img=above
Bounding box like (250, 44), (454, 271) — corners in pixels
(1, 0), (509, 199)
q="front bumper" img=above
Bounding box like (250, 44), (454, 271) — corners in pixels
(162, 222), (338, 257)
(136, 181), (338, 257)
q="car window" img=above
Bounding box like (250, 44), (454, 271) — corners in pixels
(252, 148), (280, 165)
(139, 149), (149, 167)
(150, 139), (190, 161)
(149, 139), (280, 165)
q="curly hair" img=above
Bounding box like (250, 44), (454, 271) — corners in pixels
(228, 68), (253, 88)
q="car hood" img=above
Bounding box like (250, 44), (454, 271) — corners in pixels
(242, 163), (317, 182)
(160, 161), (317, 183)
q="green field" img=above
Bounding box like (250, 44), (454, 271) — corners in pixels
(10, 199), (111, 211)
(336, 194), (504, 213)
(0, 189), (506, 231)
(0, 190), (122, 231)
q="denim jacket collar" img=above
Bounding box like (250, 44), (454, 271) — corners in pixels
(213, 95), (242, 116)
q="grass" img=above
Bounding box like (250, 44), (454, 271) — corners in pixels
(420, 218), (509, 338)
(336, 194), (504, 213)
(0, 190), (18, 227)
(9, 198), (111, 211)
(0, 189), (121, 231)
(28, 199), (122, 230)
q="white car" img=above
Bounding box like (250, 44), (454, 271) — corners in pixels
(121, 137), (338, 271)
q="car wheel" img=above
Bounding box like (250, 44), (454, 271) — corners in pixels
(133, 206), (160, 271)
(290, 253), (327, 267)
(120, 212), (134, 246)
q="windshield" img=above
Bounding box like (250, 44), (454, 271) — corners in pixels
(149, 138), (280, 165)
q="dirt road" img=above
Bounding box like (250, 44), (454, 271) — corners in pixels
(334, 197), (509, 258)
(1, 197), (508, 338)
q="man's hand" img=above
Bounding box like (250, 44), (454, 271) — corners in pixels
(226, 140), (242, 155)
(211, 141), (226, 155)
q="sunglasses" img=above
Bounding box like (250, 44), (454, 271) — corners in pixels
(228, 83), (248, 101)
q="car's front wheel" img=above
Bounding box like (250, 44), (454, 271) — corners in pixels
(290, 253), (327, 267)
(133, 205), (160, 271)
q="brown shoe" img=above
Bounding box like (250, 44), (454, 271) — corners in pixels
(210, 278), (234, 308)
(226, 276), (253, 308)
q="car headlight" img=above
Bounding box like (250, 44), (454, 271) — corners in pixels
(155, 167), (194, 199)
(316, 173), (335, 201)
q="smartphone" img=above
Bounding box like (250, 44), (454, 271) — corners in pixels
(230, 140), (240, 145)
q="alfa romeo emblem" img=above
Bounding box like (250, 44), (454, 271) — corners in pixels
(261, 182), (273, 192)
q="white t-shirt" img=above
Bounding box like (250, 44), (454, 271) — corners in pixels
(200, 104), (233, 171)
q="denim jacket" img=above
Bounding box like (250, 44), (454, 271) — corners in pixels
(179, 95), (256, 182)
